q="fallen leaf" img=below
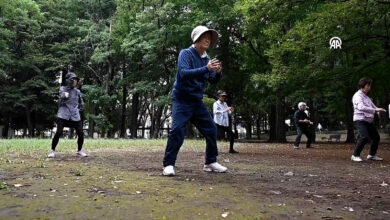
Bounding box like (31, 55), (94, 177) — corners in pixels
(380, 182), (388, 187)
(269, 190), (282, 195)
(314, 195), (323, 198)
(284, 171), (294, 176)
(221, 212), (229, 218)
(136, 191), (142, 194)
(14, 184), (23, 188)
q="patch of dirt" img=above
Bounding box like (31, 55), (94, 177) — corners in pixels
(1, 142), (389, 219)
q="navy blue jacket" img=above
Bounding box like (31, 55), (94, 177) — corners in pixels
(171, 46), (222, 102)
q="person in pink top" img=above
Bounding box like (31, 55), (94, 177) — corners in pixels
(351, 77), (387, 162)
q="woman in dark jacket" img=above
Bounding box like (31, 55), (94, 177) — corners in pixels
(48, 69), (86, 158)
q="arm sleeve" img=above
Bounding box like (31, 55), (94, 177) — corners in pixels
(58, 86), (68, 106)
(178, 50), (209, 79)
(208, 70), (222, 84)
(294, 111), (302, 124)
(213, 102), (224, 114)
(353, 95), (376, 114)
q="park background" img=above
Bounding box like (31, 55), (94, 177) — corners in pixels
(1, 0), (390, 143)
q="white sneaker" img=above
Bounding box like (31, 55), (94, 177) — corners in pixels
(351, 155), (363, 162)
(77, 151), (88, 157)
(203, 162), (228, 173)
(367, 155), (383, 161)
(293, 145), (300, 149)
(48, 150), (55, 158)
(162, 165), (175, 176)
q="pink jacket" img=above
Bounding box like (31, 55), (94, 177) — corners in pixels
(352, 90), (377, 123)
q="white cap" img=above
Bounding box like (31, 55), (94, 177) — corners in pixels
(298, 102), (307, 109)
(191, 25), (219, 46)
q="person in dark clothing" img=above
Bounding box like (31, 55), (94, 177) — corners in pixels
(162, 25), (228, 176)
(48, 67), (86, 158)
(293, 102), (314, 149)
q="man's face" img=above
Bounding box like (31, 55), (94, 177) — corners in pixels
(300, 104), (306, 111)
(196, 32), (212, 50)
(219, 95), (227, 102)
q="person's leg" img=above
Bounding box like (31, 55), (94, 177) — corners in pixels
(353, 121), (370, 156)
(225, 126), (236, 152)
(216, 124), (223, 141)
(73, 121), (84, 152)
(302, 128), (313, 148)
(191, 102), (218, 165)
(367, 123), (380, 156)
(294, 127), (303, 147)
(163, 101), (193, 167)
(51, 119), (65, 151)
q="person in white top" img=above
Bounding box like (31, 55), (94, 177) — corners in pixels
(213, 90), (238, 153)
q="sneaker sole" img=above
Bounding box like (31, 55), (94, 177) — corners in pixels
(162, 172), (175, 176)
(203, 168), (227, 173)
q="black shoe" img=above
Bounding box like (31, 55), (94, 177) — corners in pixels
(229, 149), (239, 154)
(306, 146), (314, 148)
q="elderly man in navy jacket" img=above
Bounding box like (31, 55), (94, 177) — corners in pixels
(162, 26), (228, 176)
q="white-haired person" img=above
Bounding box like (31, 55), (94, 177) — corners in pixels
(162, 25), (228, 176)
(293, 102), (314, 149)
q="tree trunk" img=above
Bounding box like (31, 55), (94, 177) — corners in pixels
(345, 87), (355, 143)
(25, 105), (34, 137)
(1, 120), (9, 139)
(308, 99), (316, 143)
(186, 123), (194, 138)
(256, 116), (261, 140)
(245, 116), (252, 139)
(130, 93), (139, 138)
(88, 102), (95, 138)
(120, 58), (127, 138)
(268, 97), (287, 142)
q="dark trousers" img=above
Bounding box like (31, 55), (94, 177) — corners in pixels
(51, 118), (84, 151)
(163, 100), (218, 167)
(294, 126), (313, 148)
(216, 124), (235, 151)
(353, 121), (380, 156)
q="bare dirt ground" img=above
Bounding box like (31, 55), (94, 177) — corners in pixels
(1, 142), (390, 219)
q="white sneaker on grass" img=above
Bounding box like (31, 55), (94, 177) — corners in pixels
(77, 151), (88, 157)
(203, 162), (228, 173)
(367, 155), (383, 161)
(48, 150), (56, 158)
(293, 145), (300, 149)
(351, 155), (363, 162)
(162, 165), (175, 176)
